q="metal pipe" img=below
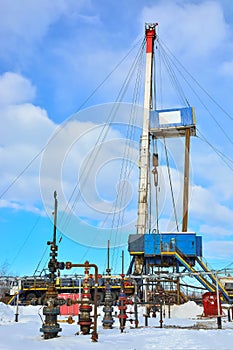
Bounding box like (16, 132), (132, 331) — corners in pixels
(15, 293), (19, 322)
(122, 250), (124, 275)
(215, 274), (222, 329)
(159, 298), (163, 328)
(134, 300), (139, 328)
(227, 308), (231, 322)
(118, 274), (128, 333)
(66, 261), (98, 342)
(128, 268), (233, 279)
(107, 240), (110, 273)
(53, 191), (58, 244)
(168, 299), (171, 319)
(182, 128), (191, 232)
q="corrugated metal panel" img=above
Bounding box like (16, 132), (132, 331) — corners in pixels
(128, 234), (144, 253)
(176, 234), (196, 256)
(128, 232), (200, 259)
(59, 293), (80, 316)
(196, 236), (202, 257)
(147, 233), (198, 256)
(144, 234), (160, 256)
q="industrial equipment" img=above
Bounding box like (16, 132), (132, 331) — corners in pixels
(127, 23), (233, 305)
(40, 191), (65, 339)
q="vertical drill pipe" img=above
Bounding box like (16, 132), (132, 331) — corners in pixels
(66, 262), (98, 341)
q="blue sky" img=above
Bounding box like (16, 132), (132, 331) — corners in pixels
(0, 0), (233, 277)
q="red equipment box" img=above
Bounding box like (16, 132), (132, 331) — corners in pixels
(59, 293), (80, 316)
(202, 292), (222, 317)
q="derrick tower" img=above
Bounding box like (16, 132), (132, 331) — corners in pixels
(129, 23), (199, 276)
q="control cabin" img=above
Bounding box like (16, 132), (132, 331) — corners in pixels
(128, 232), (202, 267)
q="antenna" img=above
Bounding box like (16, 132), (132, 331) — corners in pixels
(122, 250), (124, 275)
(53, 190), (58, 245)
(106, 240), (111, 276)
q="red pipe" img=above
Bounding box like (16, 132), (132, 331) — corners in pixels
(66, 261), (98, 342)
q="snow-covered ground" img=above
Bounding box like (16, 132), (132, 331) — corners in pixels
(0, 301), (233, 349)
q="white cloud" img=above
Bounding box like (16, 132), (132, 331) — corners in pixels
(190, 184), (233, 226)
(0, 96), (141, 239)
(0, 72), (56, 211)
(1, 103), (53, 146)
(186, 140), (233, 236)
(191, 145), (233, 201)
(200, 224), (232, 237)
(0, 1), (232, 253)
(0, 72), (36, 106)
(0, 72), (55, 148)
(0, 0), (92, 62)
(204, 240), (233, 261)
(0, 1), (70, 42)
(39, 104), (141, 235)
(141, 1), (229, 58)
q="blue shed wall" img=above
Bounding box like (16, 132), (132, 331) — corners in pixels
(128, 233), (202, 258)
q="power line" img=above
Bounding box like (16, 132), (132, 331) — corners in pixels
(197, 129), (233, 172)
(156, 37), (233, 148)
(158, 37), (233, 123)
(9, 216), (41, 269)
(69, 40), (146, 267)
(59, 38), (146, 237)
(0, 37), (143, 201)
(163, 137), (179, 232)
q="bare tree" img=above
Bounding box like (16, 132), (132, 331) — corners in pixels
(0, 261), (12, 300)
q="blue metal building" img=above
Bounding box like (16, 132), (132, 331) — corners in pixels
(128, 232), (202, 272)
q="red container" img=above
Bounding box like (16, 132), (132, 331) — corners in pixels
(202, 292), (222, 317)
(59, 293), (80, 316)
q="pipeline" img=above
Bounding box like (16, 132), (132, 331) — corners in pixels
(102, 282), (114, 329)
(118, 274), (128, 333)
(78, 264), (93, 334)
(66, 261), (98, 342)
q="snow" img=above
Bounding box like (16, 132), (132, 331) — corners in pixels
(0, 301), (233, 349)
(0, 302), (14, 323)
(171, 301), (203, 318)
